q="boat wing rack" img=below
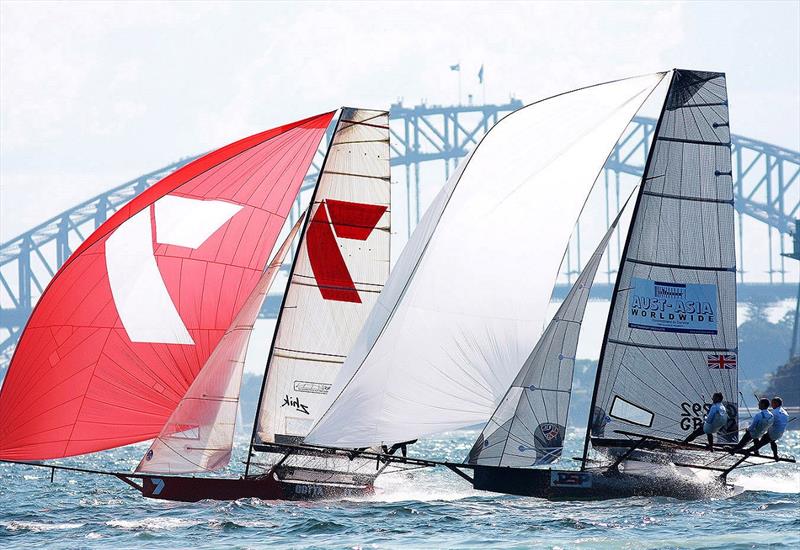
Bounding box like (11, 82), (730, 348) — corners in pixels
(592, 429), (796, 478)
(253, 442), (477, 482)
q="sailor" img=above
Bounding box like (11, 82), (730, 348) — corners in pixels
(682, 392), (727, 451)
(734, 398), (774, 453)
(751, 396), (789, 459)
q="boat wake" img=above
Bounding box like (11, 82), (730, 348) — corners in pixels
(732, 469), (800, 494)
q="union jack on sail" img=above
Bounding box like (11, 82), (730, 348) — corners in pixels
(707, 354), (737, 370)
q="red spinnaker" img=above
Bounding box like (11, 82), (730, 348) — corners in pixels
(0, 112), (334, 460)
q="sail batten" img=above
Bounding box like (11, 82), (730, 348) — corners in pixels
(307, 73), (668, 448)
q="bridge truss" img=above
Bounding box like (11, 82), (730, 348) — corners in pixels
(1, 102), (799, 366)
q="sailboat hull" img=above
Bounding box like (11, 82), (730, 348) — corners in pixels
(133, 473), (373, 503)
(470, 465), (735, 501)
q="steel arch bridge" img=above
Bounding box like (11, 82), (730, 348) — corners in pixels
(1, 101), (799, 367)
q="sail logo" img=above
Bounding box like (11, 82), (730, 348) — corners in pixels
(628, 278), (718, 335)
(540, 423), (560, 442)
(306, 199), (387, 303)
(105, 195), (241, 344)
(281, 394), (309, 415)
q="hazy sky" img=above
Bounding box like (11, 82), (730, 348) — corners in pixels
(1, 0), (798, 240)
(1, 0), (798, 370)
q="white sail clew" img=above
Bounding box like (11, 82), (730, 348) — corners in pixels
(307, 73), (668, 448)
(466, 196), (631, 467)
(136, 216), (305, 474)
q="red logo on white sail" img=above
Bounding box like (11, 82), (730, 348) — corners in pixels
(307, 199), (387, 303)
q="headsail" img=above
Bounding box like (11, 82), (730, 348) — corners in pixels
(467, 197), (631, 467)
(0, 112), (334, 460)
(135, 216), (305, 474)
(306, 73), (667, 448)
(254, 108), (390, 447)
(587, 70), (739, 450)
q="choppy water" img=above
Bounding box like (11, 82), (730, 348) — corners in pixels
(1, 429), (799, 549)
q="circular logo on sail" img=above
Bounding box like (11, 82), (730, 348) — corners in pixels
(540, 423), (560, 442)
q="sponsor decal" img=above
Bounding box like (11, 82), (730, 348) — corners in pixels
(150, 477), (165, 496)
(281, 395), (309, 415)
(306, 199), (387, 303)
(294, 484), (324, 497)
(550, 470), (592, 488)
(707, 353), (737, 369)
(106, 195), (241, 344)
(628, 278), (718, 334)
(293, 381), (332, 395)
(541, 423), (560, 442)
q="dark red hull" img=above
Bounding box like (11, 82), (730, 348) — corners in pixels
(126, 472), (373, 503)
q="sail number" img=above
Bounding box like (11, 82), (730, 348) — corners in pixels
(680, 402), (710, 431)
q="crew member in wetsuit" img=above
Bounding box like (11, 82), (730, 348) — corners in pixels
(751, 396), (789, 459)
(683, 392), (727, 451)
(734, 397), (774, 453)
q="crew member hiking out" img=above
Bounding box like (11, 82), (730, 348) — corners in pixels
(751, 396), (789, 459)
(734, 398), (774, 453)
(682, 392), (727, 451)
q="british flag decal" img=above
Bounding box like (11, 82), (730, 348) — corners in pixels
(707, 354), (737, 370)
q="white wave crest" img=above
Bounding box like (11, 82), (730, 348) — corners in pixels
(1, 521), (84, 532)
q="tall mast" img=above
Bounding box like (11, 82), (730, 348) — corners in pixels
(579, 71), (676, 469)
(244, 112), (342, 477)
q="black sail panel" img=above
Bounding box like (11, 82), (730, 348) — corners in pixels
(590, 70), (738, 446)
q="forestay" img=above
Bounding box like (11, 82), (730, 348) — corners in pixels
(136, 217), (304, 474)
(589, 70), (739, 446)
(255, 108), (391, 446)
(307, 73), (667, 448)
(467, 197), (630, 467)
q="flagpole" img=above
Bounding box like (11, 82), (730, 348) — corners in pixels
(458, 63), (462, 105)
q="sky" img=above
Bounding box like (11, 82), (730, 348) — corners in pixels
(1, 0), (798, 239)
(1, 0), (798, 368)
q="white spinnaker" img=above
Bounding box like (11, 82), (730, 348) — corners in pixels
(135, 216), (304, 474)
(306, 73), (668, 448)
(256, 108), (390, 445)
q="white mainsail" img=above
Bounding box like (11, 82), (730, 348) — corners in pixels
(306, 73), (668, 448)
(255, 108), (391, 445)
(136, 217), (304, 474)
(588, 70), (740, 447)
(466, 196), (630, 467)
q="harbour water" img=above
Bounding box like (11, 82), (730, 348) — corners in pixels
(1, 428), (798, 549)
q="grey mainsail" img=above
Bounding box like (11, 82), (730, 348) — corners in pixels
(587, 70), (739, 450)
(466, 200), (629, 467)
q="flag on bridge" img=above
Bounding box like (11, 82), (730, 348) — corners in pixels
(450, 63), (460, 71)
(478, 64), (484, 83)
